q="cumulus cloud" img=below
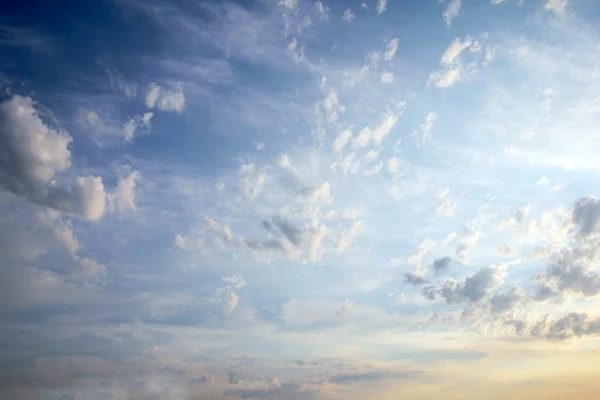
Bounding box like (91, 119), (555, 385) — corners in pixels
(423, 264), (508, 304)
(533, 245), (600, 300)
(0, 96), (107, 220)
(376, 0), (388, 14)
(145, 83), (186, 113)
(0, 95), (72, 186)
(529, 312), (600, 341)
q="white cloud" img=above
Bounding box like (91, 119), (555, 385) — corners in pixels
(108, 168), (140, 212)
(342, 8), (355, 22)
(279, 0), (298, 9)
(364, 162), (383, 177)
(75, 176), (107, 221)
(436, 198), (456, 218)
(381, 72), (395, 83)
(442, 0), (462, 27)
(442, 232), (457, 245)
(383, 38), (399, 61)
(314, 0), (329, 20)
(376, 0), (388, 14)
(411, 112), (437, 145)
(0, 96), (108, 221)
(0, 95), (71, 185)
(441, 38), (473, 65)
(336, 220), (363, 252)
(372, 112), (400, 144)
(428, 66), (466, 88)
(544, 0), (568, 16)
(222, 274), (247, 289)
(204, 217), (221, 231)
(223, 225), (232, 241)
(333, 130), (352, 152)
(435, 186), (450, 199)
(122, 112), (153, 143)
(145, 83), (185, 113)
(287, 38), (305, 63)
(307, 224), (327, 261)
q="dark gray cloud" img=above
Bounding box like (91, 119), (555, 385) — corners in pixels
(404, 272), (428, 286)
(529, 312), (600, 341)
(490, 287), (525, 314)
(571, 196), (600, 239)
(432, 256), (452, 275)
(533, 246), (600, 300)
(422, 266), (505, 304)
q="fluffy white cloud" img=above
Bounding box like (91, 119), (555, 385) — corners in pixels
(0, 96), (107, 221)
(0, 96), (71, 186)
(145, 83), (186, 113)
(75, 176), (107, 221)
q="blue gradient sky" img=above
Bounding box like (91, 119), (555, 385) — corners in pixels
(1, 0), (600, 399)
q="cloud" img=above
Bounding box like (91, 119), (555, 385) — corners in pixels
(0, 95), (72, 186)
(571, 196), (600, 240)
(432, 256), (453, 275)
(436, 197), (456, 217)
(314, 1), (329, 21)
(376, 0), (388, 14)
(122, 112), (153, 143)
(490, 287), (525, 315)
(411, 112), (437, 146)
(533, 246), (600, 299)
(108, 168), (140, 212)
(442, 0), (462, 27)
(529, 312), (600, 341)
(333, 130), (352, 152)
(342, 9), (356, 22)
(383, 38), (399, 61)
(222, 274), (247, 289)
(544, 0), (568, 16)
(424, 264), (508, 304)
(381, 72), (395, 83)
(0, 96), (107, 220)
(441, 38), (473, 65)
(404, 271), (429, 286)
(145, 83), (186, 113)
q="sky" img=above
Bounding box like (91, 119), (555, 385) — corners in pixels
(1, 0), (600, 399)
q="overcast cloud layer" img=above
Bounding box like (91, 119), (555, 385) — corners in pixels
(1, 0), (600, 399)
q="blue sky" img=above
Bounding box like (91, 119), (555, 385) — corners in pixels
(2, 0), (600, 399)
